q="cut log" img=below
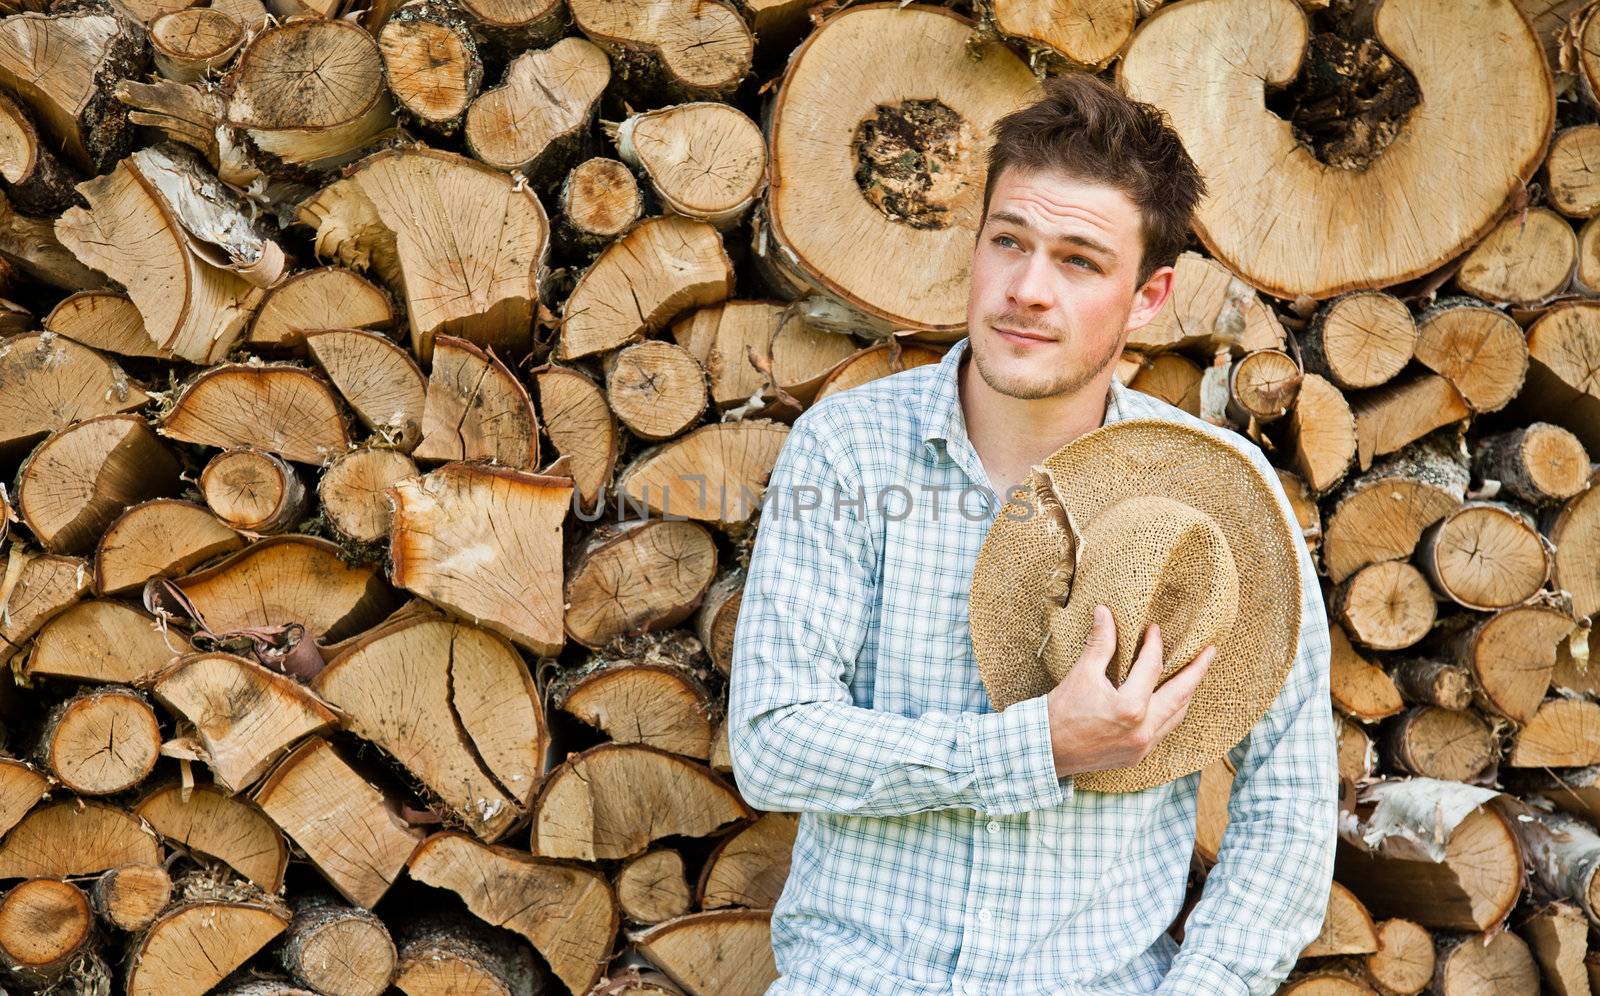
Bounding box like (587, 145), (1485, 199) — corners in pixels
(463, 36), (607, 176)
(1333, 561), (1436, 651)
(152, 652), (341, 792)
(378, 0), (483, 133)
(1284, 372), (1357, 494)
(414, 335), (539, 468)
(564, 520), (718, 649)
(1514, 808), (1600, 922)
(1518, 901), (1590, 996)
(161, 364), (350, 465)
(1413, 300), (1529, 414)
(406, 831), (619, 995)
(603, 340), (708, 441)
(1118, 0), (1553, 299)
(1364, 918), (1434, 996)
(94, 498), (244, 596)
(1329, 626), (1404, 723)
(1416, 503), (1550, 610)
(617, 849), (691, 924)
(695, 568), (743, 677)
(1323, 437), (1470, 583)
(0, 552), (92, 661)
(42, 291), (168, 359)
(38, 686), (161, 795)
(613, 102), (765, 229)
(1444, 604), (1575, 724)
(1473, 423), (1590, 507)
(1336, 713), (1375, 786)
(16, 413), (182, 553)
(1549, 125), (1600, 218)
(0, 878), (94, 987)
(556, 157), (643, 256)
(389, 462), (570, 655)
(698, 812), (795, 911)
(1509, 698), (1600, 766)
(532, 363), (619, 511)
(172, 535), (401, 642)
(1518, 300), (1600, 453)
(313, 613), (546, 841)
(1278, 967), (1375, 994)
(551, 653), (716, 759)
(1579, 214), (1600, 293)
(131, 783), (283, 893)
(392, 912), (541, 996)
(1335, 778), (1522, 931)
(1454, 206), (1577, 306)
(671, 301), (786, 414)
(454, 0), (563, 44)
(531, 743), (752, 861)
(55, 144), (281, 363)
(0, 760), (47, 840)
(1227, 348), (1300, 423)
(248, 268), (397, 352)
(768, 314), (859, 404)
(0, 801), (161, 880)
(1302, 292), (1416, 390)
(981, 0), (1135, 72)
(253, 737), (422, 909)
(627, 910), (776, 996)
(0, 11), (144, 172)
(558, 215), (733, 360)
(1433, 930), (1538, 995)
(226, 19), (393, 171)
(305, 328), (425, 451)
(0, 89), (78, 217)
(0, 332), (149, 457)
(1548, 483), (1600, 621)
(297, 147), (548, 361)
(201, 448), (309, 534)
(1389, 658), (1473, 711)
(280, 897), (396, 996)
(1377, 706), (1494, 782)
(1128, 252), (1286, 355)
(149, 7), (243, 83)
(571, 0), (752, 100)
(1126, 352), (1202, 416)
(1353, 375), (1471, 471)
(125, 899), (290, 996)
(318, 448), (419, 543)
(0, 187), (102, 289)
(813, 341), (942, 401)
(1303, 880), (1379, 957)
(91, 863), (171, 932)
(614, 420), (790, 526)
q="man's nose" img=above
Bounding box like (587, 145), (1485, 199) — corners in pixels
(1007, 255), (1053, 310)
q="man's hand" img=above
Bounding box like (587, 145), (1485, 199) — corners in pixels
(1047, 604), (1216, 779)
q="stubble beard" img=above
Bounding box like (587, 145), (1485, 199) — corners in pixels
(971, 319), (1123, 401)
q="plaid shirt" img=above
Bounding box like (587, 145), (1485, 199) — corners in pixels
(728, 335), (1338, 995)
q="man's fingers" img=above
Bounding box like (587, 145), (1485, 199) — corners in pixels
(1118, 622), (1164, 700)
(1077, 605), (1117, 676)
(1149, 645), (1216, 717)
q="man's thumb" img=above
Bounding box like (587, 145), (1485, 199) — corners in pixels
(1081, 604), (1116, 666)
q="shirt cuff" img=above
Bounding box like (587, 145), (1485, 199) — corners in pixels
(1157, 950), (1250, 996)
(965, 694), (1070, 817)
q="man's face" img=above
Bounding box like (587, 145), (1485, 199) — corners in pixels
(966, 165), (1173, 401)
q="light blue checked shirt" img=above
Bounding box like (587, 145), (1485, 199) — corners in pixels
(728, 335), (1337, 995)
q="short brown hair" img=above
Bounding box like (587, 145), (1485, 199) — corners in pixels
(981, 72), (1206, 286)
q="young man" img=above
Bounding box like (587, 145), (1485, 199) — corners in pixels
(728, 73), (1337, 995)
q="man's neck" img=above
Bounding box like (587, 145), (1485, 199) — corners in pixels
(958, 348), (1114, 500)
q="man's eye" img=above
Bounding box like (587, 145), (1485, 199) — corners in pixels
(992, 234), (1018, 249)
(1067, 256), (1098, 271)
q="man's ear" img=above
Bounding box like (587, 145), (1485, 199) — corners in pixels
(1124, 265), (1175, 334)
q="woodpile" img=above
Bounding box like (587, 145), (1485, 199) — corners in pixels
(0, 0), (1592, 992)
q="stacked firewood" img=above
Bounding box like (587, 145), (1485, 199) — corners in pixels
(0, 0), (1596, 991)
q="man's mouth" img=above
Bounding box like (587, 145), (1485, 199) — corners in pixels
(992, 324), (1056, 344)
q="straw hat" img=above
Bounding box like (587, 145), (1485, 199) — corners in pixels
(968, 418), (1301, 793)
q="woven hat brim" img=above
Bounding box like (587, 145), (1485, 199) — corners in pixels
(968, 419), (1302, 793)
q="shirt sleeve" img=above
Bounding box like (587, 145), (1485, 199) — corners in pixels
(1158, 536), (1339, 996)
(726, 407), (1070, 819)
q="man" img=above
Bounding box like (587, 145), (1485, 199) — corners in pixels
(727, 72), (1337, 995)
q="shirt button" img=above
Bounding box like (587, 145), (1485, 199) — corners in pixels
(977, 908), (994, 925)
(986, 820), (1000, 835)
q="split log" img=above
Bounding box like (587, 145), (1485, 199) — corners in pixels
(603, 340), (709, 441)
(1364, 918), (1434, 995)
(152, 652), (341, 792)
(533, 363), (619, 510)
(1432, 930), (1538, 994)
(125, 897), (291, 996)
(1227, 348), (1300, 423)
(1548, 125), (1600, 218)
(463, 36), (607, 176)
(1333, 561), (1436, 651)
(695, 569), (743, 677)
(16, 413), (182, 553)
(201, 448), (309, 534)
(1413, 300), (1529, 414)
(0, 187), (102, 289)
(0, 760), (47, 840)
(558, 215), (733, 360)
(570, 0), (752, 101)
(551, 651), (717, 758)
(1126, 352), (1202, 416)
(1284, 372), (1357, 494)
(1302, 881), (1378, 958)
(453, 0), (564, 46)
(979, 0), (1135, 72)
(414, 335), (539, 468)
(378, 0), (483, 134)
(406, 831), (619, 995)
(614, 420), (790, 526)
(1129, 252), (1285, 355)
(563, 520), (718, 649)
(1279, 967), (1375, 994)
(1336, 713), (1375, 786)
(134, 784), (288, 891)
(1512, 808), (1600, 922)
(280, 896), (396, 996)
(1323, 437), (1469, 583)
(1454, 206), (1577, 306)
(1518, 300), (1600, 453)
(161, 364), (350, 465)
(305, 328), (425, 451)
(1194, 755), (1233, 866)
(1473, 423), (1590, 507)
(392, 912), (542, 996)
(389, 462), (570, 654)
(1389, 658), (1473, 711)
(253, 737), (422, 908)
(0, 10), (144, 172)
(813, 341), (941, 400)
(1517, 901), (1590, 996)
(1328, 625), (1404, 723)
(318, 448), (418, 543)
(247, 268), (396, 352)
(626, 910), (776, 996)
(0, 91), (79, 216)
(91, 863), (171, 932)
(1416, 503), (1550, 610)
(1352, 375), (1471, 471)
(767, 314), (858, 404)
(556, 157), (643, 256)
(0, 878), (95, 988)
(38, 686), (161, 795)
(617, 849), (692, 924)
(0, 801), (161, 879)
(1546, 480), (1600, 622)
(697, 812), (795, 911)
(313, 613), (546, 841)
(149, 8), (243, 83)
(1301, 292), (1416, 390)
(42, 291), (168, 359)
(0, 552), (92, 661)
(94, 498), (243, 596)
(1509, 699), (1600, 767)
(1579, 214), (1600, 293)
(0, 332), (149, 457)
(1443, 604), (1575, 724)
(1377, 706), (1494, 782)
(530, 743), (751, 861)
(613, 102), (766, 229)
(671, 301), (786, 414)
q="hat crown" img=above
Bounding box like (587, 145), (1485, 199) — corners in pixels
(1044, 494), (1239, 688)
